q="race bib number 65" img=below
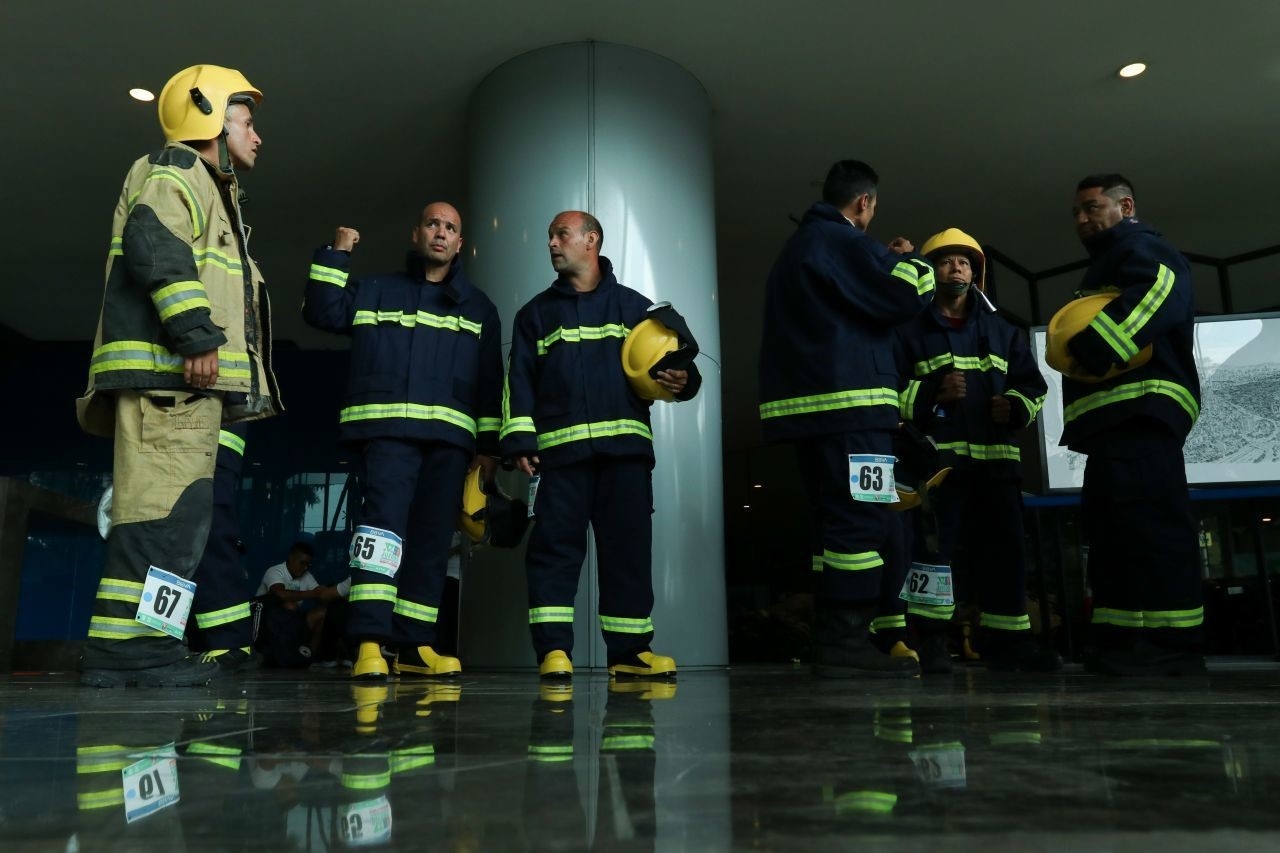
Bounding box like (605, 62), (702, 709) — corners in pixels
(848, 454), (897, 503)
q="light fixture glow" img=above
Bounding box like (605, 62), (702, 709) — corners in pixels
(753, 484), (763, 489)
(129, 88), (155, 101)
(1117, 62), (1146, 79)
(1264, 517), (1274, 523)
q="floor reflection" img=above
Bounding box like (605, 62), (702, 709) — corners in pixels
(2, 665), (1279, 850)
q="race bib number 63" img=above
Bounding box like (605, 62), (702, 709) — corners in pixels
(848, 454), (897, 503)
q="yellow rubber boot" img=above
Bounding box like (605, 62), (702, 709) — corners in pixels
(394, 645), (462, 677)
(608, 651), (677, 679)
(539, 650), (573, 679)
(353, 641), (389, 680)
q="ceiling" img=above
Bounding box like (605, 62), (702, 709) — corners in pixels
(4, 0), (1279, 460)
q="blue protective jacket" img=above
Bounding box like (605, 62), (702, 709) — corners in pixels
(895, 293), (1047, 475)
(1061, 219), (1200, 451)
(758, 202), (935, 442)
(500, 257), (702, 470)
(303, 249), (504, 454)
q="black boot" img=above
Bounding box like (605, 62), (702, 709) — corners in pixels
(813, 604), (920, 679)
(915, 629), (953, 675)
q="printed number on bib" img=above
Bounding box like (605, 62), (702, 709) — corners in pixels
(350, 527), (403, 578)
(908, 745), (967, 789)
(135, 567), (196, 640)
(338, 795), (393, 846)
(848, 454), (897, 503)
(122, 746), (180, 823)
(899, 562), (954, 606)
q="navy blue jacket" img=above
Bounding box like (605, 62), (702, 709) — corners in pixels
(895, 295), (1047, 475)
(758, 202), (935, 442)
(1062, 219), (1200, 451)
(500, 257), (702, 470)
(303, 248), (504, 455)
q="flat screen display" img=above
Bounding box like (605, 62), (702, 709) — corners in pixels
(1031, 312), (1280, 490)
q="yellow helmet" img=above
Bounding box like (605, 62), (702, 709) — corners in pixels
(157, 64), (262, 142)
(921, 228), (986, 292)
(622, 318), (680, 401)
(458, 466), (487, 543)
(1046, 294), (1153, 383)
(621, 302), (699, 402)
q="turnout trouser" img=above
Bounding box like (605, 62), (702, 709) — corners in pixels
(84, 390), (221, 671)
(526, 456), (655, 665)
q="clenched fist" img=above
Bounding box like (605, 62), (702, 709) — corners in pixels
(936, 371), (967, 404)
(334, 227), (360, 252)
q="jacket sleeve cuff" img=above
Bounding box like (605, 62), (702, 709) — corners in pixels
(1066, 326), (1116, 376)
(170, 321), (228, 357)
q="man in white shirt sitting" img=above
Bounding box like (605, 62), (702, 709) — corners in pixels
(257, 536), (351, 663)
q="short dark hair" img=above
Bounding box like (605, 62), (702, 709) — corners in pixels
(823, 159), (880, 208)
(288, 541), (314, 559)
(579, 212), (604, 248)
(1077, 173), (1135, 201)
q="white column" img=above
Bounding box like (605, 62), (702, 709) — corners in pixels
(462, 42), (726, 668)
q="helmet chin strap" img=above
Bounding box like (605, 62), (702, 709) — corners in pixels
(216, 133), (235, 177)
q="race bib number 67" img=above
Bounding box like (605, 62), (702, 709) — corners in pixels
(848, 454), (897, 503)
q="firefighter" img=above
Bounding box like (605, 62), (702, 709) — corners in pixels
(758, 159), (934, 678)
(502, 211), (702, 680)
(77, 64), (281, 688)
(303, 203), (504, 680)
(1052, 174), (1203, 675)
(895, 228), (1060, 673)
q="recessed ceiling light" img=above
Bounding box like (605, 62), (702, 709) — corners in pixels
(753, 483), (763, 489)
(129, 88), (155, 101)
(1117, 62), (1146, 79)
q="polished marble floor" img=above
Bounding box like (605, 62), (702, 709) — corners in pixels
(2, 662), (1279, 851)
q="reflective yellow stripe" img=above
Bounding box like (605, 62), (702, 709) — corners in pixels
(352, 309), (482, 336)
(530, 606), (574, 624)
(108, 235), (123, 257)
(869, 615), (906, 634)
(342, 771), (391, 790)
(393, 598), (439, 623)
(1065, 379), (1199, 425)
(187, 742), (243, 771)
(1089, 309), (1140, 361)
(908, 602), (955, 620)
(477, 417), (502, 433)
(1093, 607), (1203, 629)
(501, 416), (536, 439)
(822, 549), (883, 572)
(350, 584), (397, 604)
(309, 263), (349, 287)
(811, 554), (824, 573)
(96, 578), (145, 604)
(218, 429), (246, 455)
(87, 616), (167, 640)
(340, 403), (476, 435)
(599, 615), (653, 634)
(979, 613), (1031, 632)
(990, 732), (1042, 746)
(834, 790), (898, 815)
(914, 353), (1009, 376)
(194, 246), (243, 275)
(601, 735), (655, 751)
(77, 789), (125, 810)
(537, 419), (652, 450)
(1119, 264), (1175, 339)
(760, 387), (898, 420)
(537, 323), (630, 354)
(152, 281), (212, 322)
(89, 340), (252, 380)
(391, 746), (437, 773)
(900, 379), (922, 419)
(195, 602), (251, 629)
(936, 441), (1021, 462)
(141, 167), (206, 238)
(1005, 389), (1044, 422)
(529, 745), (574, 762)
